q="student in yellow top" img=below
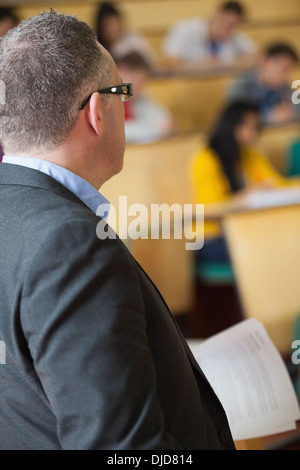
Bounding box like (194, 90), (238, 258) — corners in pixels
(191, 101), (294, 263)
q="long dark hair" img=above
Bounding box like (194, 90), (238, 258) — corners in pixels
(95, 2), (121, 51)
(209, 101), (259, 193)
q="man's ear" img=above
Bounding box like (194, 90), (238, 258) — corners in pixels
(86, 92), (103, 136)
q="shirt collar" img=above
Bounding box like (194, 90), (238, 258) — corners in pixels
(2, 155), (110, 218)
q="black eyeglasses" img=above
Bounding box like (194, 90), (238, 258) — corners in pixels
(79, 83), (133, 110)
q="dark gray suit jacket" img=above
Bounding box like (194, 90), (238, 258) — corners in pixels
(0, 163), (235, 450)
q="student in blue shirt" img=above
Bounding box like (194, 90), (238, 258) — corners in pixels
(229, 42), (300, 124)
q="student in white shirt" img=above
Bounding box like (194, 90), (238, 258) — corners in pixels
(163, 1), (256, 70)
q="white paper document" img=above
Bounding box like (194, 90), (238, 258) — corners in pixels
(243, 188), (300, 211)
(191, 319), (300, 440)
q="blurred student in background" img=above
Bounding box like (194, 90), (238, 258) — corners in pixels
(229, 43), (300, 124)
(95, 2), (157, 67)
(116, 51), (175, 143)
(162, 1), (256, 70)
(0, 7), (18, 37)
(0, 7), (18, 161)
(191, 101), (297, 263)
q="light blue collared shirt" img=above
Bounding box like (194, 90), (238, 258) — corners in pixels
(2, 155), (110, 219)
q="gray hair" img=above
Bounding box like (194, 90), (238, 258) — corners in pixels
(0, 10), (112, 154)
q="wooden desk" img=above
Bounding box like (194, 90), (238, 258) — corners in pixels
(221, 189), (300, 355)
(146, 73), (234, 132)
(256, 121), (300, 174)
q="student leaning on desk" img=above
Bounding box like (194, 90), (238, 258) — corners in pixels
(191, 101), (299, 263)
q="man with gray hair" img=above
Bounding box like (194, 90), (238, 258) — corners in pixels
(0, 11), (234, 450)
